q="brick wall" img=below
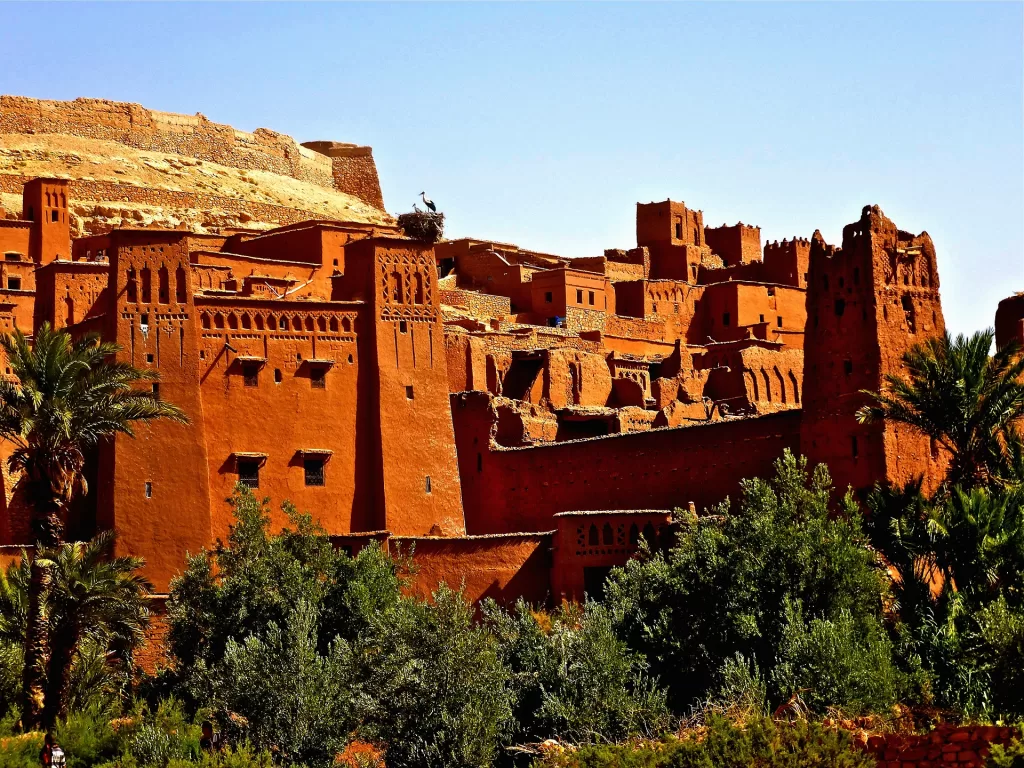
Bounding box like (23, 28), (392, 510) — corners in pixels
(861, 724), (1021, 768)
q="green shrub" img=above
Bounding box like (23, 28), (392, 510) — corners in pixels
(486, 600), (672, 746)
(533, 716), (874, 768)
(605, 452), (898, 714)
(987, 738), (1024, 768)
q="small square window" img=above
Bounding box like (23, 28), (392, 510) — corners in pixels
(6, 277), (21, 291)
(545, 291), (553, 303)
(759, 314), (765, 323)
(4, 252), (20, 262)
(51, 210), (59, 223)
(311, 367), (326, 389)
(243, 363), (259, 387)
(238, 460), (260, 488)
(304, 458), (325, 487)
(406, 385), (414, 400)
(146, 353), (154, 364)
(767, 287), (775, 296)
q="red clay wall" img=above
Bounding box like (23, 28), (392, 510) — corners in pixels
(453, 390), (802, 535)
(396, 533), (552, 606)
(861, 724), (1021, 768)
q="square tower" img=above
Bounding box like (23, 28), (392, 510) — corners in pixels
(22, 178), (71, 264)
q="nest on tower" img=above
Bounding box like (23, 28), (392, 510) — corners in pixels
(398, 210), (445, 243)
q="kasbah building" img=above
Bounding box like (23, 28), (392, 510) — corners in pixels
(1, 96), (1022, 610)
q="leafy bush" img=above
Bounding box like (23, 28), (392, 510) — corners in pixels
(532, 715), (875, 768)
(350, 584), (514, 768)
(485, 600), (672, 746)
(605, 452), (898, 714)
(987, 738), (1024, 768)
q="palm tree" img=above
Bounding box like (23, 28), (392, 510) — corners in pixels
(42, 531), (151, 729)
(856, 330), (1024, 488)
(0, 323), (187, 730)
(0, 535), (151, 729)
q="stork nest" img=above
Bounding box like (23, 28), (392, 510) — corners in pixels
(398, 210), (445, 243)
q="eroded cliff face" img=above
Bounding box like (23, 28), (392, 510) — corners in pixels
(0, 96), (392, 235)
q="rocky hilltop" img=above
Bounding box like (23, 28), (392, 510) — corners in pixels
(0, 96), (392, 235)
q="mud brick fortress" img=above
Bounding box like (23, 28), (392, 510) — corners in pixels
(0, 97), (1019, 603)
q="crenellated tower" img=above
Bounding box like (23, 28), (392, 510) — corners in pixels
(801, 205), (946, 497)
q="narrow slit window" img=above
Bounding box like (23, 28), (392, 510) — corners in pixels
(274, 369), (282, 384)
(425, 476), (432, 494)
(406, 385), (414, 400)
(576, 289), (583, 303)
(588, 291), (595, 305)
(145, 482), (152, 499)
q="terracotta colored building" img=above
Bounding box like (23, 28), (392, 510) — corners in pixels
(0, 171), (976, 605)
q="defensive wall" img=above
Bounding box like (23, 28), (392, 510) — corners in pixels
(453, 389), (802, 535)
(0, 96), (385, 212)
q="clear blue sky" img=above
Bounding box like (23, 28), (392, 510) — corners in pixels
(2, 2), (1021, 335)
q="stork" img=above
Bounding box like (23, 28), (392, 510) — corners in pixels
(419, 191), (437, 213)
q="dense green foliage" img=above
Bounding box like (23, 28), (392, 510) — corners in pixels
(0, 536), (150, 726)
(484, 600), (671, 747)
(604, 452), (902, 714)
(531, 715), (875, 768)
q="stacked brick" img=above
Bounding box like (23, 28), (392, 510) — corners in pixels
(862, 725), (1020, 768)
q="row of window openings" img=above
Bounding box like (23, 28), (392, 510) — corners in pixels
(236, 460), (433, 492)
(126, 266), (187, 304)
(586, 521), (661, 547)
(241, 363), (329, 388)
(719, 313), (783, 328)
(203, 312), (352, 333)
(544, 290), (597, 306)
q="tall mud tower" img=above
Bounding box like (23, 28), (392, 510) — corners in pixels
(802, 205), (946, 497)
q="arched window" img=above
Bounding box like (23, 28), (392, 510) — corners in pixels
(255, 314), (265, 330)
(761, 369), (772, 402)
(391, 271), (403, 303)
(280, 316), (289, 330)
(775, 369), (787, 404)
(228, 314), (238, 330)
(126, 268), (137, 303)
(342, 317), (352, 333)
(588, 525), (599, 546)
(305, 316), (314, 332)
(64, 297), (74, 327)
(140, 267), (152, 303)
(414, 273), (424, 304)
(293, 315), (303, 331)
(241, 314), (251, 330)
(642, 522), (656, 545)
(201, 313), (211, 329)
(267, 316), (277, 330)
(214, 314), (225, 329)
(629, 524), (640, 546)
(175, 265), (187, 303)
(158, 266), (170, 304)
(602, 523), (613, 545)
(318, 317), (327, 332)
(329, 317), (339, 332)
